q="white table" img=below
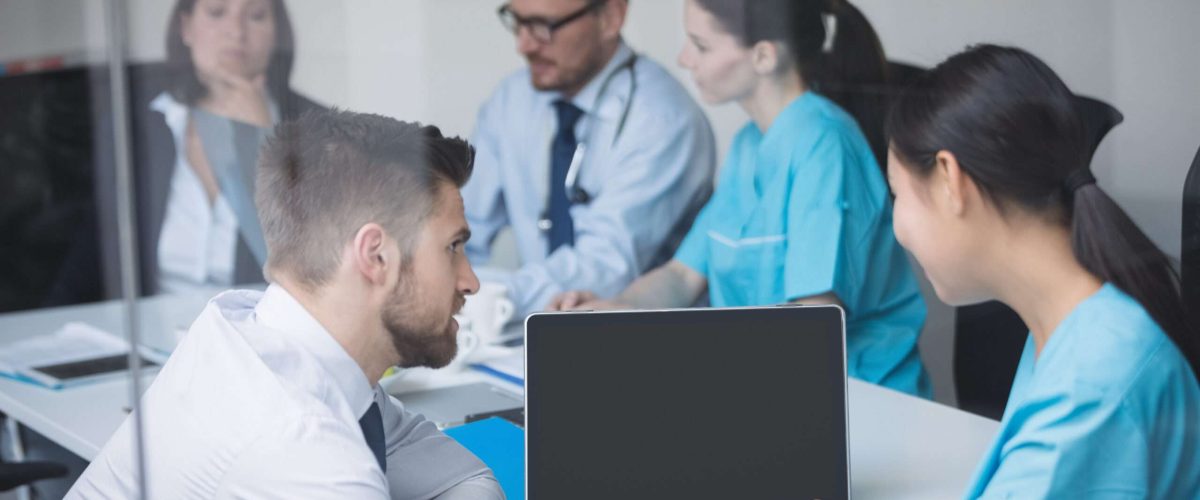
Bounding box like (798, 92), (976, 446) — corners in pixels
(0, 291), (998, 499)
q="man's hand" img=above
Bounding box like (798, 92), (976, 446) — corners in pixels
(199, 65), (272, 127)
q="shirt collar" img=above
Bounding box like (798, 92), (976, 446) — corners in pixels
(562, 39), (634, 115)
(759, 91), (816, 145)
(1034, 283), (1117, 367)
(150, 90), (281, 127)
(253, 284), (377, 418)
(150, 92), (189, 141)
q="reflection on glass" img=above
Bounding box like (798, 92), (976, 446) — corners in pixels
(0, 0), (1196, 498)
(126, 0), (319, 296)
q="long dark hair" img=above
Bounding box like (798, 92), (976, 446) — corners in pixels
(164, 0), (296, 105)
(694, 0), (888, 164)
(887, 44), (1199, 380)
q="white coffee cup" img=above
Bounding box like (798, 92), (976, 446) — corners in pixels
(459, 282), (515, 344)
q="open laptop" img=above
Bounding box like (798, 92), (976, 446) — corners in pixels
(525, 305), (849, 500)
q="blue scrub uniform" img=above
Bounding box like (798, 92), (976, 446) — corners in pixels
(674, 92), (930, 398)
(965, 284), (1200, 499)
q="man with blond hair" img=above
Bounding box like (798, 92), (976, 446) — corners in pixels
(69, 109), (503, 499)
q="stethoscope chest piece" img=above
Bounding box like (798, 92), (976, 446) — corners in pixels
(537, 53), (637, 234)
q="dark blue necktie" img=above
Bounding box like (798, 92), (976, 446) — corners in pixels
(548, 100), (584, 253)
(359, 402), (386, 473)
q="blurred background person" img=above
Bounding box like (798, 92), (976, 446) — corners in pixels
(552, 0), (931, 398)
(27, 1), (321, 495)
(132, 0), (321, 294)
(56, 0), (321, 304)
(463, 0), (717, 318)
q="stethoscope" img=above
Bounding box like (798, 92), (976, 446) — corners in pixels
(537, 53), (639, 233)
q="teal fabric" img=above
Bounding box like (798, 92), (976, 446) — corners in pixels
(674, 92), (929, 397)
(965, 284), (1200, 499)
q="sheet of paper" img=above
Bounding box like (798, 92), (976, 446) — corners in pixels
(0, 322), (129, 373)
(474, 348), (524, 391)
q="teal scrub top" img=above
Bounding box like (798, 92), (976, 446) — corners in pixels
(965, 284), (1200, 499)
(674, 92), (930, 398)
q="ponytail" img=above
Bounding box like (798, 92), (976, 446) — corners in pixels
(816, 0), (889, 167)
(888, 44), (1200, 381)
(1071, 183), (1200, 376)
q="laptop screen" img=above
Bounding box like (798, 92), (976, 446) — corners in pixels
(526, 305), (848, 500)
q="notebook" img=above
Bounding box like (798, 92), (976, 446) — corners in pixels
(445, 417), (524, 500)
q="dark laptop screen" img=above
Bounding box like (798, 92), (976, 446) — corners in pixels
(526, 306), (848, 500)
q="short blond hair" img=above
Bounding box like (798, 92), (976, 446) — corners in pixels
(255, 108), (474, 288)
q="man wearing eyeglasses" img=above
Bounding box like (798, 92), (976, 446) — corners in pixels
(464, 0), (716, 317)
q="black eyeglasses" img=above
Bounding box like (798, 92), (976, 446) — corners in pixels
(497, 0), (607, 44)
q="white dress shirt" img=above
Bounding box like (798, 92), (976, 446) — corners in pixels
(150, 92), (241, 294)
(464, 40), (716, 316)
(67, 285), (502, 499)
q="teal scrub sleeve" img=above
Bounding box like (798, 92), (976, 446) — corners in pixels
(976, 388), (1150, 499)
(783, 129), (852, 304)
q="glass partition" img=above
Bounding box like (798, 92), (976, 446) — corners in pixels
(0, 0), (1197, 498)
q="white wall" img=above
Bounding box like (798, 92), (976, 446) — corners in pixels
(1108, 0), (1200, 262)
(858, 0), (1200, 262)
(3, 0), (1198, 403)
(0, 0), (107, 64)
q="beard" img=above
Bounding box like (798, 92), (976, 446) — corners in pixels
(381, 272), (464, 369)
(527, 44), (608, 94)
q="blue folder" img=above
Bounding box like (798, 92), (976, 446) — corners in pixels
(445, 417), (524, 499)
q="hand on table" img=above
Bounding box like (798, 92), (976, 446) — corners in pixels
(545, 291), (628, 311)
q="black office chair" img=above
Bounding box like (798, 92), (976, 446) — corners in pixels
(0, 461), (69, 492)
(1182, 144), (1200, 323)
(0, 415), (69, 492)
(953, 95), (1125, 420)
(1074, 95), (1126, 164)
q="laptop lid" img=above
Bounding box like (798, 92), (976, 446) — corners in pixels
(525, 305), (849, 500)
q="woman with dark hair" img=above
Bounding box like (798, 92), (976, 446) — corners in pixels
(551, 0), (931, 398)
(130, 0), (320, 295)
(52, 0), (321, 305)
(165, 0), (296, 114)
(134, 0), (321, 295)
(887, 44), (1200, 497)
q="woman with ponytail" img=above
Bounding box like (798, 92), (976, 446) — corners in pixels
(887, 44), (1200, 498)
(550, 0), (931, 399)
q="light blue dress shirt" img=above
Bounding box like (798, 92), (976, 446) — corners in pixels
(965, 284), (1200, 499)
(674, 92), (930, 397)
(464, 40), (716, 317)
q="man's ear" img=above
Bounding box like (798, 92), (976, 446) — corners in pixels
(352, 223), (398, 286)
(597, 0), (628, 41)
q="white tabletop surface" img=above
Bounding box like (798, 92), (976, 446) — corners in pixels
(0, 289), (998, 499)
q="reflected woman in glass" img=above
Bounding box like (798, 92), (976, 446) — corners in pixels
(67, 0), (321, 298)
(140, 0), (320, 294)
(887, 44), (1200, 497)
(551, 0), (930, 398)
